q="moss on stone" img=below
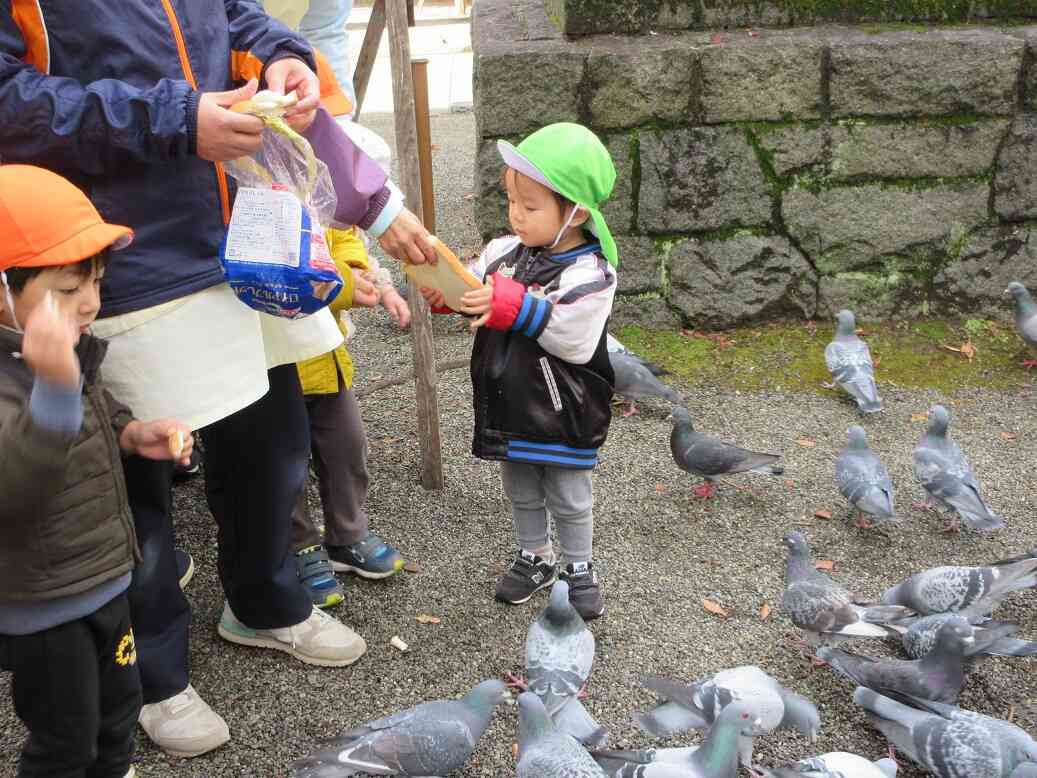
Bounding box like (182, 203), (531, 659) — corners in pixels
(615, 318), (1030, 394)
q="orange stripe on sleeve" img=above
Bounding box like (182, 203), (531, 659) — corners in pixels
(10, 0), (49, 73)
(230, 50), (265, 83)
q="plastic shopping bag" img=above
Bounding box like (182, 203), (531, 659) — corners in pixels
(220, 92), (343, 319)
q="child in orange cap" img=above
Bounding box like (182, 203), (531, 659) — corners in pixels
(0, 165), (194, 778)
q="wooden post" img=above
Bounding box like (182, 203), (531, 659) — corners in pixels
(351, 0), (386, 121)
(385, 0), (445, 490)
(411, 59), (436, 234)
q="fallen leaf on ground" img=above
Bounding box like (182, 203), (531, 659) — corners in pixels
(710, 34), (723, 44)
(655, 483), (666, 493)
(404, 561), (423, 574)
(941, 341), (977, 361)
(796, 437), (816, 447)
(415, 614), (441, 625)
(815, 560), (835, 571)
(1001, 431), (1017, 441)
(759, 603), (771, 620)
(873, 355), (882, 368)
(784, 479), (796, 488)
(512, 743), (519, 759)
(463, 192), (476, 201)
(911, 412), (929, 423)
(805, 320), (818, 336)
(814, 509), (833, 520)
(703, 599), (729, 618)
(855, 328), (870, 336)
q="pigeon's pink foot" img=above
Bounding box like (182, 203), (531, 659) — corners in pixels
(941, 518), (961, 535)
(912, 499), (935, 512)
(505, 672), (529, 691)
(854, 512), (874, 530)
(887, 744), (904, 767)
(1022, 360), (1037, 369)
(621, 400), (638, 417)
(746, 768), (767, 778)
(692, 481), (717, 499)
(577, 683), (589, 700)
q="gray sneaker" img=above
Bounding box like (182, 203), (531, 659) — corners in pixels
(559, 561), (605, 621)
(327, 532), (405, 580)
(494, 551), (557, 605)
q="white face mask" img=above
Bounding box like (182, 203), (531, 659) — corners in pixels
(548, 204), (584, 250)
(0, 271), (20, 332)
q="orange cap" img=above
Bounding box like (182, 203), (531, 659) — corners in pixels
(315, 49), (354, 118)
(0, 165), (133, 272)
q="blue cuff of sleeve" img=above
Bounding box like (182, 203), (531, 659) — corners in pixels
(30, 377), (84, 436)
(511, 294), (553, 338)
(365, 181), (405, 239)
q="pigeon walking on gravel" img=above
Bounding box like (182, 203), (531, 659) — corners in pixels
(1006, 282), (1037, 368)
(592, 700), (761, 778)
(670, 407), (781, 499)
(825, 309), (882, 413)
(288, 679), (508, 776)
(880, 557), (1037, 616)
(782, 531), (912, 652)
(816, 616), (975, 703)
(610, 351), (682, 416)
(514, 579), (605, 747)
(516, 693), (607, 778)
(887, 613), (1036, 660)
(912, 405), (1002, 533)
(759, 752), (898, 778)
(836, 426), (896, 529)
(854, 687), (1037, 778)
(632, 667), (820, 768)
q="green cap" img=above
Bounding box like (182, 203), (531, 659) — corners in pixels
(497, 123), (618, 267)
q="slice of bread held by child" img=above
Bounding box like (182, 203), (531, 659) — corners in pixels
(403, 239), (483, 311)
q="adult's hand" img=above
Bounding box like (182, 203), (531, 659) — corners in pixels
(265, 58), (320, 131)
(196, 79), (265, 161)
(377, 207), (438, 266)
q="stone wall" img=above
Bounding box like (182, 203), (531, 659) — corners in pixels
(472, 0), (1037, 327)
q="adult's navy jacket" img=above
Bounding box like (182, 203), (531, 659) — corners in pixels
(0, 0), (314, 316)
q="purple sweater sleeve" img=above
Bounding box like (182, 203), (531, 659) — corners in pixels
(303, 108), (390, 230)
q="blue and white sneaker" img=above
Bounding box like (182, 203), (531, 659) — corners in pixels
(326, 532), (405, 580)
(295, 545), (345, 608)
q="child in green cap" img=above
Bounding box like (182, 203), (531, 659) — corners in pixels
(421, 122), (618, 619)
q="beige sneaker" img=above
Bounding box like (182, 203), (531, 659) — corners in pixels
(138, 684), (230, 758)
(217, 602), (367, 667)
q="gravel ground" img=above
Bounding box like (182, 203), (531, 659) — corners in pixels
(3, 112), (1036, 777)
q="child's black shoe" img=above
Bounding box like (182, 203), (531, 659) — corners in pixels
(560, 561), (605, 621)
(494, 551), (557, 605)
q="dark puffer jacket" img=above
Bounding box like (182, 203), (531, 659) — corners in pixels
(0, 328), (140, 601)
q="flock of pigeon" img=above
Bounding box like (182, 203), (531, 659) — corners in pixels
(286, 282), (1037, 777)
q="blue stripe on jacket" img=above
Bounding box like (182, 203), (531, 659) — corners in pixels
(506, 439), (599, 468)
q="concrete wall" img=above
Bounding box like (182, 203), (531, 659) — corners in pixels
(472, 0), (1037, 327)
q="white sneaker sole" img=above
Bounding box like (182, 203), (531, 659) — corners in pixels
(330, 559), (404, 579)
(148, 733), (230, 759)
(178, 556), (195, 591)
(217, 622), (366, 668)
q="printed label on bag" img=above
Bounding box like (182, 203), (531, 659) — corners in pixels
(223, 188), (303, 268)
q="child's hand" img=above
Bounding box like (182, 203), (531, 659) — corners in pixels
(351, 270), (380, 308)
(419, 286), (447, 309)
(460, 276), (494, 332)
(380, 286), (411, 328)
(121, 420), (194, 466)
(21, 291), (81, 388)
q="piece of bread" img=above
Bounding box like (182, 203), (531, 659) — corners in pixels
(231, 90), (299, 116)
(168, 429), (185, 459)
(403, 239), (483, 311)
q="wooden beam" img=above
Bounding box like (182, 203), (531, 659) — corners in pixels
(351, 0), (386, 121)
(385, 0), (445, 490)
(407, 0), (415, 27)
(411, 59), (436, 235)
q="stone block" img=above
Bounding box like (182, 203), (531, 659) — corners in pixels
(544, 0), (659, 35)
(615, 236), (663, 294)
(994, 115), (1037, 222)
(830, 120), (1008, 180)
(638, 127), (773, 234)
(756, 125), (828, 178)
(585, 44), (695, 129)
(828, 29), (1024, 118)
(474, 137), (511, 240)
(668, 234), (816, 327)
(783, 183), (990, 273)
(933, 225), (1037, 317)
(700, 1), (790, 29)
(611, 295), (682, 329)
(602, 133), (637, 235)
(699, 32), (824, 122)
(816, 271), (927, 321)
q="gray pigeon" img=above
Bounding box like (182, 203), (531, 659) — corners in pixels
(888, 613), (1036, 660)
(880, 556), (1037, 616)
(782, 531), (912, 649)
(592, 700), (761, 778)
(670, 407), (781, 499)
(1006, 282), (1037, 366)
(854, 686), (1037, 778)
(817, 616), (974, 704)
(760, 752), (898, 778)
(516, 692), (607, 778)
(288, 679), (508, 776)
(633, 666), (819, 767)
(523, 579), (605, 747)
(825, 309), (882, 413)
(610, 351), (682, 415)
(913, 405), (1002, 532)
(836, 426), (896, 529)
(607, 333), (667, 376)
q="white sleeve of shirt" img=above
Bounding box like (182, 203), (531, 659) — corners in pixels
(536, 255), (617, 365)
(467, 236), (522, 282)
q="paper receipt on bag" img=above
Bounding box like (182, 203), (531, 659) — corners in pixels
(403, 239), (483, 312)
(223, 188), (303, 268)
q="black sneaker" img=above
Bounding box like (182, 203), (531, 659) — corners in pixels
(560, 561), (605, 621)
(494, 551), (557, 605)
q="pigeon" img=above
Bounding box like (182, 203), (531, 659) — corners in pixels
(782, 531), (912, 650)
(816, 616), (975, 704)
(836, 426), (896, 529)
(516, 692), (608, 778)
(913, 405), (1002, 532)
(887, 613), (1036, 660)
(607, 333), (666, 375)
(288, 679), (509, 776)
(1006, 282), (1037, 367)
(670, 407), (781, 498)
(610, 351), (682, 415)
(825, 309), (882, 413)
(519, 579), (605, 747)
(759, 752), (898, 778)
(592, 700), (761, 778)
(632, 667), (819, 768)
(880, 556), (1037, 616)
(854, 686), (1037, 778)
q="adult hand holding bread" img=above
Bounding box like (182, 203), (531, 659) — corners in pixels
(119, 419), (194, 467)
(196, 79), (266, 161)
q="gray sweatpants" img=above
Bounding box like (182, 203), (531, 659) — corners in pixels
(500, 462), (594, 565)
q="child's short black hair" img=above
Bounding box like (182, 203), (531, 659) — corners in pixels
(502, 167), (574, 211)
(3, 250), (111, 294)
